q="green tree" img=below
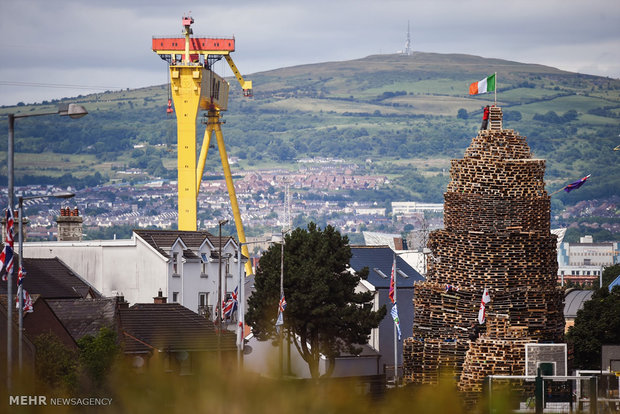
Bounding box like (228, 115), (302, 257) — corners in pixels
(566, 286), (620, 369)
(33, 333), (78, 390)
(246, 222), (386, 378)
(602, 264), (620, 288)
(457, 108), (468, 119)
(77, 326), (120, 388)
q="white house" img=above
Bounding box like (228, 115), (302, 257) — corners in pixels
(23, 229), (245, 320)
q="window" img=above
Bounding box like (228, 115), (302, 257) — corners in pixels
(198, 292), (211, 318)
(199, 292), (208, 307)
(201, 258), (208, 277)
(172, 292), (179, 303)
(172, 252), (179, 275)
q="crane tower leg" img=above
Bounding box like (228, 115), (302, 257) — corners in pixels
(170, 65), (201, 230)
(209, 110), (252, 276)
(196, 122), (214, 191)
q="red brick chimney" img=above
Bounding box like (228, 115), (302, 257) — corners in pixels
(56, 206), (83, 241)
(153, 289), (167, 304)
(115, 294), (129, 309)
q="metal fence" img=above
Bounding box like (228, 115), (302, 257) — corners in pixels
(487, 373), (620, 413)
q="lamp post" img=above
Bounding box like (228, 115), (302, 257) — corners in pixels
(17, 192), (75, 371)
(5, 102), (87, 388)
(270, 229), (289, 377)
(217, 219), (229, 339)
(280, 230), (285, 378)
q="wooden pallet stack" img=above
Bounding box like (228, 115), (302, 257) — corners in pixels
(403, 107), (565, 401)
(459, 314), (532, 406)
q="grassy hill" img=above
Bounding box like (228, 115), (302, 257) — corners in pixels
(1, 52), (619, 209)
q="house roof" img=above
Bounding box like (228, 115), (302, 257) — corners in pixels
(349, 245), (424, 289)
(134, 229), (233, 259)
(118, 303), (237, 354)
(46, 298), (117, 341)
(564, 289), (594, 318)
(363, 231), (407, 250)
(0, 257), (101, 299)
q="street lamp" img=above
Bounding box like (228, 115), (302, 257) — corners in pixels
(5, 102), (87, 388)
(217, 219), (229, 336)
(270, 229), (289, 377)
(17, 192), (75, 371)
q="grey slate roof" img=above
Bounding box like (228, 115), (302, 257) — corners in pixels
(0, 257), (101, 299)
(134, 229), (232, 259)
(564, 290), (594, 318)
(46, 298), (117, 341)
(118, 303), (237, 354)
(349, 245), (424, 289)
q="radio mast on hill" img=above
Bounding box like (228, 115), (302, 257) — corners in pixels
(404, 21), (412, 56)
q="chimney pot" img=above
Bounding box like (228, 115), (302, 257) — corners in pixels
(154, 289), (167, 304)
(115, 294), (129, 309)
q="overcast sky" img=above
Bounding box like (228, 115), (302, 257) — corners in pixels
(1, 0), (618, 106)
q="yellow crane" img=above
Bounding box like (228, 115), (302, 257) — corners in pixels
(153, 15), (253, 275)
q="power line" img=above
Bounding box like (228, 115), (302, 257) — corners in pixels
(0, 80), (123, 91)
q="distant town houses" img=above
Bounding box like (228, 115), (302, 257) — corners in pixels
(2, 172), (615, 243)
(1, 165), (392, 237)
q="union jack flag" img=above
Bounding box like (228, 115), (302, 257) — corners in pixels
(223, 286), (238, 319)
(0, 207), (15, 280)
(17, 265), (26, 287)
(278, 294), (287, 313)
(15, 285), (34, 313)
(275, 294), (286, 327)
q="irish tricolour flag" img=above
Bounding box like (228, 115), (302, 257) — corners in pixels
(469, 74), (496, 95)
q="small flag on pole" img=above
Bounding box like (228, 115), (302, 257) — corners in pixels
(478, 288), (491, 324)
(389, 255), (396, 304)
(17, 265), (26, 287)
(275, 294), (287, 327)
(0, 207), (15, 281)
(391, 303), (402, 341)
(469, 74), (496, 95)
(15, 286), (33, 313)
(223, 286), (238, 319)
(563, 174), (591, 193)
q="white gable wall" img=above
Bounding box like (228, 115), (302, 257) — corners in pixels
(24, 237), (167, 305)
(23, 234), (243, 318)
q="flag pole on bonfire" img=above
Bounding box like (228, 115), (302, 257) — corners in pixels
(494, 72), (497, 106)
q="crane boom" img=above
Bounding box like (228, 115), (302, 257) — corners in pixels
(224, 55), (253, 97)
